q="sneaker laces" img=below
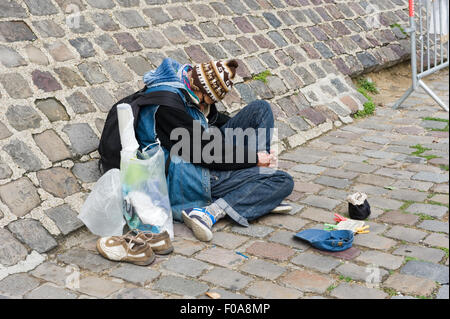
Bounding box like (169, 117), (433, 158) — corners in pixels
(113, 230), (147, 255)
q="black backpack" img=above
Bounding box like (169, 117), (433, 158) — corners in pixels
(98, 88), (186, 173)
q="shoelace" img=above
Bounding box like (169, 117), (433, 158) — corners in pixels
(112, 230), (147, 255)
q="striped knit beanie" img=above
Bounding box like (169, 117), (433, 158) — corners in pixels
(190, 59), (238, 103)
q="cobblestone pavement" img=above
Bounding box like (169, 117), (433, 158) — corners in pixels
(0, 68), (447, 299)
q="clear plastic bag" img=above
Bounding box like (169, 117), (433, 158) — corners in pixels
(78, 168), (125, 236)
(121, 143), (174, 239)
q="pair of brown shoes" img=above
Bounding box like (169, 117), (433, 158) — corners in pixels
(97, 230), (173, 266)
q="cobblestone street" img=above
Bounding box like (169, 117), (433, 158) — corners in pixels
(0, 0), (449, 301)
(1, 68), (447, 299)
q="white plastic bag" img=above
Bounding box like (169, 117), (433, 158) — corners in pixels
(79, 168), (125, 236)
(117, 103), (174, 239)
(121, 145), (174, 239)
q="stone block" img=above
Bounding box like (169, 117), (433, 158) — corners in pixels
(200, 267), (252, 291)
(0, 177), (40, 217)
(37, 167), (80, 198)
(45, 204), (84, 235)
(8, 219), (57, 253)
(33, 130), (71, 163)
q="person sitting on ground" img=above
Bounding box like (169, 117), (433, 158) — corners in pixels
(136, 57), (294, 242)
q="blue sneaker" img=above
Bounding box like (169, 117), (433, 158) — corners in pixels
(182, 208), (216, 242)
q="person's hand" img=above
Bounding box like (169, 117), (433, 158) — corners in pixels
(257, 150), (278, 168)
(257, 152), (271, 167)
(268, 149), (278, 168)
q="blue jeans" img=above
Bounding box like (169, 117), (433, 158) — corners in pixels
(209, 100), (294, 226)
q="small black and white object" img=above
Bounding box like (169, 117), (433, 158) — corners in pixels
(347, 192), (371, 220)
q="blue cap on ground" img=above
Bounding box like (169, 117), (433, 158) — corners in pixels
(294, 229), (354, 252)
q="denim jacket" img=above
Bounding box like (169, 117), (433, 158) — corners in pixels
(136, 59), (212, 222)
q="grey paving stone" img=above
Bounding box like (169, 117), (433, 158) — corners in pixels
(353, 234), (396, 251)
(200, 267), (252, 291)
(110, 288), (164, 299)
(323, 168), (359, 180)
(162, 255), (209, 278)
(412, 171), (449, 183)
(69, 38), (95, 58)
(72, 160), (101, 183)
(387, 189), (429, 202)
(0, 162), (12, 180)
(101, 59), (133, 83)
(114, 10), (148, 28)
(86, 87), (115, 112)
(35, 98), (69, 122)
(400, 260), (449, 284)
(421, 120), (448, 130)
(0, 177), (41, 217)
(385, 226), (428, 243)
(269, 230), (310, 251)
(37, 167), (80, 199)
(436, 285), (449, 299)
(45, 204), (84, 235)
(91, 12), (120, 31)
(375, 168), (415, 180)
(292, 164), (327, 175)
(424, 233), (449, 248)
(211, 232), (248, 249)
(0, 21), (37, 43)
(63, 123), (99, 155)
(406, 203), (448, 218)
(330, 283), (388, 299)
(57, 248), (117, 272)
(109, 263), (160, 285)
(356, 251), (404, 270)
(8, 219), (57, 253)
(0, 45), (27, 67)
(23, 0), (59, 16)
(314, 176), (351, 189)
(418, 220), (449, 234)
(363, 150), (396, 160)
(76, 276), (122, 298)
(239, 259), (286, 280)
(393, 245), (446, 263)
(230, 225), (274, 238)
(300, 195), (341, 210)
(291, 252), (341, 273)
(66, 91), (96, 114)
(0, 228), (28, 267)
(0, 0), (27, 18)
(24, 284), (77, 299)
(0, 274), (40, 297)
(368, 196), (403, 210)
(153, 275), (209, 297)
(245, 281), (302, 299)
(30, 262), (70, 286)
(77, 62), (108, 85)
(3, 139), (43, 172)
(86, 0), (116, 9)
(0, 121), (12, 140)
(336, 262), (388, 282)
(384, 273), (436, 296)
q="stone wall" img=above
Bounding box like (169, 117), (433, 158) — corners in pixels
(0, 0), (410, 247)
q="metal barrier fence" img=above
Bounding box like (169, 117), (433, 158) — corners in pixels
(394, 0), (449, 111)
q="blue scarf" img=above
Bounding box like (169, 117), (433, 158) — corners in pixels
(143, 58), (200, 104)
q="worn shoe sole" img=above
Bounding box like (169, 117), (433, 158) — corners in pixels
(151, 246), (174, 255)
(96, 239), (156, 266)
(270, 204), (293, 214)
(182, 210), (213, 242)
